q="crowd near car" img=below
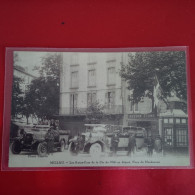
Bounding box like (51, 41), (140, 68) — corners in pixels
(10, 121), (163, 157)
(68, 124), (155, 156)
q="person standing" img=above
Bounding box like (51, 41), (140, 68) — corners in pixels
(127, 134), (136, 156)
(45, 128), (55, 154)
(147, 136), (154, 157)
(154, 135), (163, 154)
(111, 133), (119, 155)
(50, 119), (56, 130)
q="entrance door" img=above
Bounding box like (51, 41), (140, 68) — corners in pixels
(164, 128), (173, 147)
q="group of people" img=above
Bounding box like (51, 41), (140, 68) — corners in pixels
(111, 133), (163, 157)
(111, 133), (136, 156)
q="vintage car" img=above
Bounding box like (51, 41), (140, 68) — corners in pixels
(106, 125), (147, 151)
(69, 124), (148, 155)
(69, 124), (109, 156)
(10, 124), (70, 156)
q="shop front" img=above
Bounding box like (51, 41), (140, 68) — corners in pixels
(127, 113), (159, 137)
(160, 109), (188, 149)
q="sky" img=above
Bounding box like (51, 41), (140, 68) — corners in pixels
(14, 51), (56, 76)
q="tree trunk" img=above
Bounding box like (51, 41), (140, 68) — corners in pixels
(26, 116), (29, 124)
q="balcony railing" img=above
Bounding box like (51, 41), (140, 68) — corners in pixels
(60, 105), (123, 116)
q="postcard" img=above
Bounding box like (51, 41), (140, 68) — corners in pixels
(2, 47), (192, 170)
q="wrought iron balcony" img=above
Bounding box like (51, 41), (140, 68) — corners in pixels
(59, 105), (123, 116)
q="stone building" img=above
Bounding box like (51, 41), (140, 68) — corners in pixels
(59, 52), (188, 149)
(59, 52), (158, 136)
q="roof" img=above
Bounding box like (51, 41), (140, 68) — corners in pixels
(167, 96), (187, 103)
(159, 109), (188, 117)
(14, 66), (37, 78)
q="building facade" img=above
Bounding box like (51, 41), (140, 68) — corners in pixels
(59, 52), (158, 135)
(59, 52), (188, 149)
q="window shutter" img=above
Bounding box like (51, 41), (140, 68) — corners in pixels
(105, 92), (108, 105)
(111, 91), (115, 105)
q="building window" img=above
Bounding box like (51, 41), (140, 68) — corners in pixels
(70, 93), (78, 115)
(176, 129), (188, 146)
(169, 118), (173, 123)
(181, 119), (187, 124)
(129, 101), (133, 111)
(134, 103), (138, 112)
(164, 118), (173, 124)
(176, 118), (181, 124)
(71, 71), (79, 88)
(107, 67), (115, 85)
(87, 92), (96, 107)
(88, 69), (96, 87)
(105, 91), (115, 106)
(71, 54), (78, 65)
(164, 128), (173, 146)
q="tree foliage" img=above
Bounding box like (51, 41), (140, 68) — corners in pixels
(25, 53), (62, 119)
(84, 102), (105, 124)
(11, 76), (24, 117)
(120, 51), (187, 104)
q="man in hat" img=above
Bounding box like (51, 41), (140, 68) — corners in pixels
(127, 134), (136, 156)
(45, 127), (55, 154)
(111, 132), (119, 155)
(50, 119), (57, 130)
(147, 136), (154, 157)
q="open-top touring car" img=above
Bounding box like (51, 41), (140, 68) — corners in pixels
(69, 124), (110, 156)
(69, 124), (148, 155)
(10, 123), (70, 156)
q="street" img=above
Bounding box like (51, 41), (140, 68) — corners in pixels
(8, 147), (190, 168)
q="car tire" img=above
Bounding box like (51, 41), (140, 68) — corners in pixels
(89, 143), (102, 157)
(11, 141), (21, 154)
(68, 142), (79, 156)
(60, 140), (65, 152)
(37, 142), (47, 157)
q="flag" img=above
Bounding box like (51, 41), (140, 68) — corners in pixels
(153, 75), (162, 108)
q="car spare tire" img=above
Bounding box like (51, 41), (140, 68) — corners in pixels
(89, 143), (102, 157)
(37, 142), (47, 157)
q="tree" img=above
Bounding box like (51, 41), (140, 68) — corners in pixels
(25, 53), (62, 120)
(120, 51), (187, 110)
(84, 102), (105, 124)
(11, 76), (24, 118)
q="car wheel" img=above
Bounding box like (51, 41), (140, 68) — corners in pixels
(89, 143), (102, 157)
(60, 140), (65, 152)
(37, 142), (47, 157)
(11, 141), (21, 154)
(68, 142), (78, 156)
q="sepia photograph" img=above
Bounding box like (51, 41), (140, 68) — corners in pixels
(7, 48), (191, 168)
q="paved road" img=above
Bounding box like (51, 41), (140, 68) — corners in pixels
(9, 147), (189, 168)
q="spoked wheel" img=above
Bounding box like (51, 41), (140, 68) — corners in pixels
(68, 142), (79, 156)
(11, 141), (21, 154)
(37, 142), (47, 157)
(89, 143), (102, 157)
